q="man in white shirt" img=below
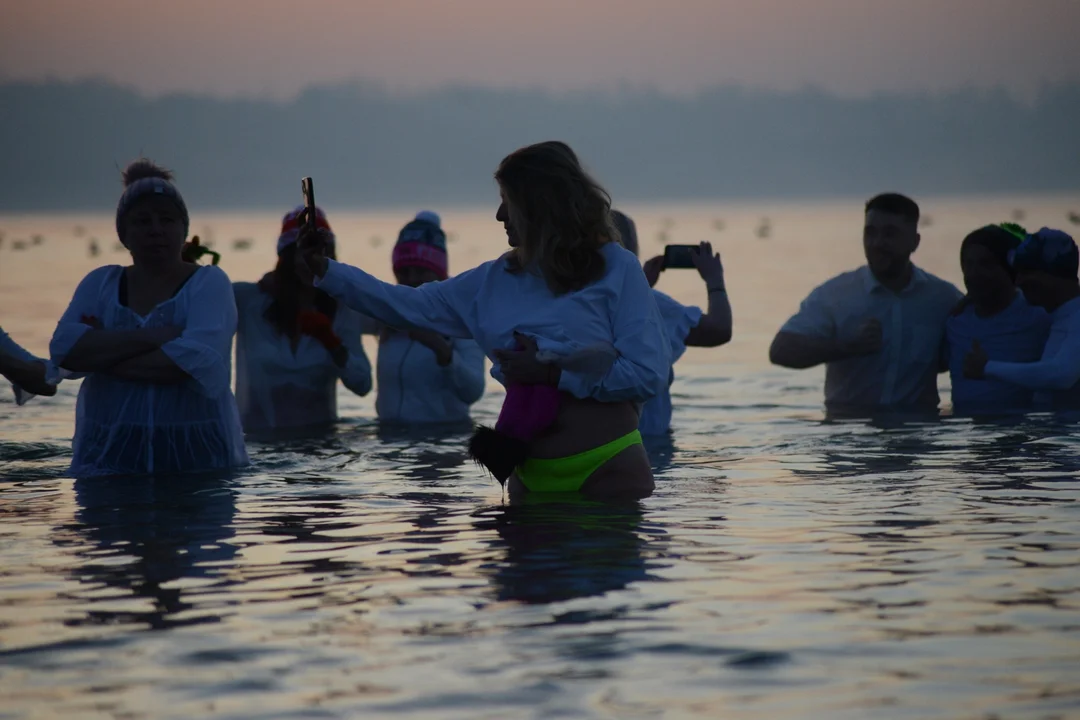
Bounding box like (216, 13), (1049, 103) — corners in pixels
(770, 193), (963, 415)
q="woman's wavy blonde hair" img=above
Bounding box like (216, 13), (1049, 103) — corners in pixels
(496, 141), (617, 295)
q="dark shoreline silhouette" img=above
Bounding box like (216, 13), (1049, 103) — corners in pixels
(1, 79), (1078, 211)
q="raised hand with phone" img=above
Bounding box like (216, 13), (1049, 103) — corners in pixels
(295, 177), (333, 284)
(641, 240), (731, 348)
(645, 241), (725, 292)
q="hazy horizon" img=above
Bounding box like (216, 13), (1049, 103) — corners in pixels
(3, 1), (1078, 100)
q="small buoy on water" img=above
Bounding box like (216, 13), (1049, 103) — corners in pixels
(756, 218), (771, 239)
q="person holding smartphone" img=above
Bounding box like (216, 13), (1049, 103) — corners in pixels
(295, 141), (670, 500)
(50, 159), (248, 477)
(611, 211), (733, 435)
(232, 205), (373, 432)
(361, 211), (486, 425)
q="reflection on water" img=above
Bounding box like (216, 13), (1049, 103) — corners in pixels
(2, 410), (1076, 719)
(477, 500), (655, 605)
(62, 475), (238, 631)
(2, 201), (1080, 717)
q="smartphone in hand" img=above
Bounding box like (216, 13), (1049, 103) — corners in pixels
(662, 244), (697, 269)
(300, 176), (329, 256)
(301, 177), (316, 231)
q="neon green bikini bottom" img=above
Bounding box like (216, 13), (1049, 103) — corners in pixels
(516, 430), (643, 493)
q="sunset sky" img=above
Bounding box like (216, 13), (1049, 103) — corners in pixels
(2, 0), (1078, 98)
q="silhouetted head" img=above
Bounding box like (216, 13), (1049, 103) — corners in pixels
(277, 205), (335, 259)
(495, 141), (615, 294)
(611, 209), (639, 257)
(115, 159), (190, 267)
(863, 193), (920, 282)
(960, 225), (1022, 309)
(263, 206), (338, 335)
(393, 211), (448, 287)
(1011, 227), (1080, 311)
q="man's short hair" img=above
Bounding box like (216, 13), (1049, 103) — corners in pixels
(865, 193), (920, 226)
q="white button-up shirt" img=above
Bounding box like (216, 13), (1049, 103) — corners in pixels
(781, 265), (962, 412)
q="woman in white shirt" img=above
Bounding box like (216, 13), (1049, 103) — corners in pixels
(50, 159), (248, 477)
(232, 206), (372, 432)
(368, 211), (486, 424)
(296, 141), (671, 499)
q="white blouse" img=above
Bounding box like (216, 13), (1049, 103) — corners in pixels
(233, 282), (372, 431)
(50, 265), (249, 477)
(316, 242), (671, 403)
(369, 324), (486, 424)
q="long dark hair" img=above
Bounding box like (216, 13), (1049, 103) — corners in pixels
(263, 243), (337, 337)
(496, 141), (614, 295)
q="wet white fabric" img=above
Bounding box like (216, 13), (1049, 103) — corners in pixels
(50, 265), (248, 477)
(316, 242), (671, 403)
(638, 290), (703, 435)
(369, 326), (486, 423)
(233, 282), (372, 431)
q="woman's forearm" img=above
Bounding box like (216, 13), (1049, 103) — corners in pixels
(62, 328), (176, 372)
(686, 289), (733, 347)
(108, 350), (190, 384)
(0, 353), (57, 396)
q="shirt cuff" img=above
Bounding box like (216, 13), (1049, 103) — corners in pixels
(314, 260), (346, 295)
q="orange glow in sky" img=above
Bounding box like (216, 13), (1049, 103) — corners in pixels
(1, 0), (1078, 98)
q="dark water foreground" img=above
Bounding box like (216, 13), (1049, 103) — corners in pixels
(1, 390), (1079, 719)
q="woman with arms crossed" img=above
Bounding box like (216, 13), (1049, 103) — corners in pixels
(50, 159), (248, 477)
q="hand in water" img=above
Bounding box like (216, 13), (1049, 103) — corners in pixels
(691, 241), (725, 288)
(642, 256), (664, 288)
(494, 332), (558, 386)
(963, 339), (988, 379)
(843, 318), (883, 357)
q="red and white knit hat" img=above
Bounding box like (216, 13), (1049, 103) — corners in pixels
(277, 205), (334, 255)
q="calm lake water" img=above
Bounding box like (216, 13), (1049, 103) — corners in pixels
(2, 197), (1080, 719)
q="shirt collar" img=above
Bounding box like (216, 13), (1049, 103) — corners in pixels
(861, 264), (926, 295)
